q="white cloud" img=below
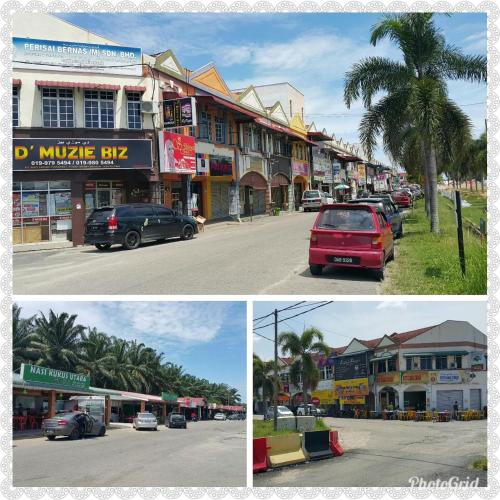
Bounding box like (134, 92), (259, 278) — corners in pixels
(375, 301), (408, 311)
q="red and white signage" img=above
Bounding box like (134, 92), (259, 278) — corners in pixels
(159, 131), (196, 174)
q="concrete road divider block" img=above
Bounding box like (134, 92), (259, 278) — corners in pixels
(329, 430), (344, 456)
(303, 430), (334, 461)
(253, 437), (269, 473)
(276, 416), (296, 431)
(296, 416), (316, 432)
(266, 434), (307, 468)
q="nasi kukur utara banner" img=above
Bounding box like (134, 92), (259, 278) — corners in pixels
(13, 138), (153, 171)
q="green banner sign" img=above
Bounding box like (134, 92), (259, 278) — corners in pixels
(162, 392), (178, 402)
(21, 364), (90, 390)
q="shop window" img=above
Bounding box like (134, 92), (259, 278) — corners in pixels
(388, 357), (397, 372)
(199, 112), (212, 141)
(228, 121), (237, 145)
(420, 356), (432, 370)
(435, 356), (448, 369)
(250, 127), (262, 152)
(452, 355), (462, 369)
(406, 357), (413, 371)
(215, 116), (226, 144)
(42, 88), (74, 128)
(127, 92), (142, 129)
(84, 90), (115, 129)
(280, 372), (289, 383)
(13, 86), (19, 127)
(378, 361), (387, 373)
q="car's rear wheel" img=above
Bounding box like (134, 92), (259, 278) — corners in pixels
(98, 426), (106, 437)
(309, 264), (323, 276)
(47, 435), (56, 441)
(123, 230), (141, 250)
(180, 224), (194, 240)
(95, 243), (111, 250)
(69, 428), (80, 440)
(375, 258), (385, 281)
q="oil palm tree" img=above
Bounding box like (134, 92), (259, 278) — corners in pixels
(31, 310), (85, 371)
(278, 327), (330, 415)
(77, 327), (113, 387)
(344, 13), (486, 233)
(12, 303), (36, 371)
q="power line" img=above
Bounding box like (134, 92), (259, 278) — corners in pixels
(253, 301), (308, 322)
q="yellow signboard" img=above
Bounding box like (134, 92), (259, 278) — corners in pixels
(334, 378), (369, 398)
(357, 163), (366, 179)
(311, 389), (336, 405)
(340, 397), (365, 405)
(401, 371), (429, 384)
(376, 372), (400, 385)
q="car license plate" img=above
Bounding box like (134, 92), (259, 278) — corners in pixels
(88, 225), (98, 231)
(328, 256), (360, 264)
(46, 429), (54, 435)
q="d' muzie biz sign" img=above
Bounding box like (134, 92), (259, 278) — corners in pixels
(334, 353), (368, 381)
(163, 97), (197, 128)
(20, 363), (90, 390)
(13, 138), (153, 171)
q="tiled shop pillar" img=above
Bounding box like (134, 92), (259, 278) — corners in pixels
(48, 390), (57, 418)
(71, 180), (86, 246)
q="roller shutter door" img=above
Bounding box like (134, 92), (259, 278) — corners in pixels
(470, 389), (481, 410)
(436, 390), (463, 411)
(211, 183), (230, 220)
(254, 190), (266, 215)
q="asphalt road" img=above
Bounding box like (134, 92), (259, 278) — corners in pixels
(253, 418), (487, 487)
(13, 420), (246, 487)
(14, 212), (383, 295)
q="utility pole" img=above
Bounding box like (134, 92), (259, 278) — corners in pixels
(273, 308), (278, 432)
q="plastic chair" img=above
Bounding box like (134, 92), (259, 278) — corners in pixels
(17, 416), (27, 431)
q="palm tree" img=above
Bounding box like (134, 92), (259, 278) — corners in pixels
(31, 310), (85, 371)
(77, 327), (113, 387)
(253, 354), (281, 414)
(278, 327), (330, 415)
(12, 303), (36, 371)
(344, 13), (486, 233)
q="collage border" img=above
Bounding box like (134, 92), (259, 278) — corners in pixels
(0, 0), (498, 497)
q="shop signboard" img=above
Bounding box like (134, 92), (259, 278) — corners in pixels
(14, 138), (152, 171)
(334, 378), (369, 398)
(20, 363), (90, 390)
(470, 351), (485, 370)
(430, 370), (463, 384)
(161, 392), (178, 402)
(269, 155), (291, 177)
(401, 371), (429, 384)
(323, 170), (333, 183)
(376, 372), (401, 385)
(340, 397), (365, 405)
(334, 353), (368, 380)
(229, 184), (239, 215)
(196, 153), (210, 176)
(158, 131), (196, 174)
(357, 163), (366, 179)
(13, 193), (21, 223)
(311, 389), (336, 405)
(248, 157), (265, 176)
(209, 156), (233, 176)
(163, 97), (197, 128)
(292, 160), (309, 177)
(13, 37), (142, 76)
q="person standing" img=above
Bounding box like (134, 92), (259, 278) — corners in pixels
(453, 400), (459, 420)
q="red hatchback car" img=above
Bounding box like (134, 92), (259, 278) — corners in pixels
(309, 204), (394, 280)
(391, 190), (412, 208)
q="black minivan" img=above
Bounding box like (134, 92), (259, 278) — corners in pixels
(84, 203), (198, 250)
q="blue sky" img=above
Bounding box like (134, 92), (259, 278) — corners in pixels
(16, 301), (247, 402)
(57, 12), (487, 164)
(253, 300), (487, 361)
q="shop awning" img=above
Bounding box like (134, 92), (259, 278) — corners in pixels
(13, 79), (21, 87)
(124, 85), (147, 92)
(369, 353), (396, 362)
(403, 351), (468, 357)
(255, 117), (318, 145)
(35, 80), (121, 90)
(196, 95), (261, 120)
(308, 131), (332, 141)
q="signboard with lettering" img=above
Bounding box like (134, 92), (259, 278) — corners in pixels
(334, 353), (368, 380)
(13, 37), (142, 76)
(401, 371), (429, 384)
(163, 97), (197, 128)
(209, 156), (233, 176)
(376, 372), (401, 385)
(13, 138), (152, 171)
(340, 397), (366, 405)
(430, 371), (463, 384)
(334, 378), (369, 398)
(311, 389), (336, 405)
(161, 392), (178, 402)
(158, 131), (196, 173)
(292, 160), (309, 177)
(20, 363), (90, 390)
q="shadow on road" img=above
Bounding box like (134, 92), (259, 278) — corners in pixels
(82, 237), (192, 254)
(299, 266), (379, 283)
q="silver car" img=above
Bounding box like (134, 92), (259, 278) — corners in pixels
(264, 405), (294, 420)
(42, 411), (106, 441)
(133, 412), (158, 431)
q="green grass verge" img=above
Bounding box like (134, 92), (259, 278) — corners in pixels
(442, 189), (487, 228)
(253, 418), (329, 438)
(472, 457), (487, 471)
(383, 196), (487, 295)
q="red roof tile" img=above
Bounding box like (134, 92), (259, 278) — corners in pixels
(124, 85), (146, 92)
(35, 80), (120, 90)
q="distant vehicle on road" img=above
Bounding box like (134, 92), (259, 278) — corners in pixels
(85, 203), (198, 251)
(227, 413), (240, 420)
(348, 198), (403, 239)
(264, 406), (294, 420)
(42, 411), (106, 441)
(370, 193), (395, 203)
(133, 412), (158, 431)
(214, 413), (227, 421)
(166, 412), (187, 429)
(301, 190), (334, 212)
(391, 191), (412, 208)
(309, 204), (395, 281)
(296, 404), (325, 416)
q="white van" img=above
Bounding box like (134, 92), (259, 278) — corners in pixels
(301, 190), (334, 211)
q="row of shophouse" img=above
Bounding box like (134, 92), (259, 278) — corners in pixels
(269, 320), (487, 414)
(12, 13), (404, 247)
(13, 363), (245, 433)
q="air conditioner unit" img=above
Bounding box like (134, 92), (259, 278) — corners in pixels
(450, 362), (456, 368)
(242, 146), (250, 155)
(413, 362), (418, 368)
(141, 101), (156, 114)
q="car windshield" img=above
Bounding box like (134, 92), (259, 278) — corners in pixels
(317, 208), (375, 231)
(303, 191), (320, 199)
(54, 412), (75, 419)
(88, 208), (113, 221)
(138, 413), (153, 418)
(277, 406), (290, 411)
(171, 414), (184, 420)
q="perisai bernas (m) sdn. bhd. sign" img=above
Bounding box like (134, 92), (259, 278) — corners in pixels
(13, 37), (142, 76)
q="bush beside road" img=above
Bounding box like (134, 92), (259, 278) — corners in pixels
(253, 418), (329, 438)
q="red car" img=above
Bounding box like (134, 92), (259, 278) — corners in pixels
(391, 190), (412, 208)
(309, 204), (394, 280)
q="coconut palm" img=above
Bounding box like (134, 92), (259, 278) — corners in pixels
(344, 13), (486, 233)
(31, 310), (85, 371)
(253, 354), (281, 414)
(278, 328), (330, 415)
(12, 303), (36, 371)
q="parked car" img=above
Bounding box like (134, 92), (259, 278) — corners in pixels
(301, 190), (334, 212)
(227, 413), (240, 420)
(85, 203), (198, 251)
(214, 413), (227, 421)
(348, 198), (403, 238)
(296, 404), (325, 416)
(42, 411), (106, 441)
(370, 193), (395, 204)
(133, 412), (158, 431)
(166, 412), (187, 429)
(309, 204), (395, 281)
(391, 190), (412, 208)
(264, 405), (294, 420)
